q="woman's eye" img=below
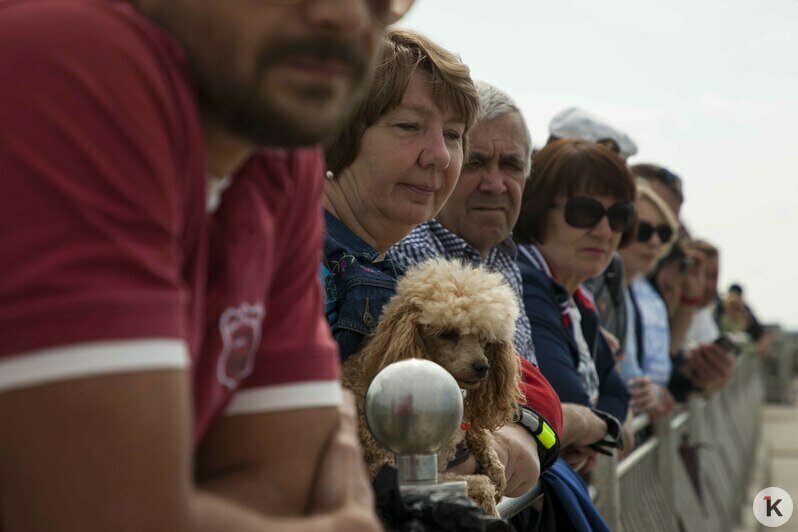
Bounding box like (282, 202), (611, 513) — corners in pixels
(395, 123), (419, 132)
(444, 130), (462, 142)
(439, 329), (459, 342)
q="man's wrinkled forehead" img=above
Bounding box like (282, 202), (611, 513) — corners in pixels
(469, 113), (526, 156)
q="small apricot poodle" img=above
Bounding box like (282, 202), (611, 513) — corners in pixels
(342, 258), (523, 515)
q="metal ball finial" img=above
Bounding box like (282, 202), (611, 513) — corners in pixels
(364, 359), (463, 455)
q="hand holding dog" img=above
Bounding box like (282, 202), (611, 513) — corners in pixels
(490, 424), (541, 497)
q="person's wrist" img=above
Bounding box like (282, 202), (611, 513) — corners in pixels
(590, 409), (623, 450)
(515, 406), (560, 471)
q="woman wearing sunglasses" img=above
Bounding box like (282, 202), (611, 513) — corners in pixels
(616, 181), (679, 417)
(514, 139), (635, 472)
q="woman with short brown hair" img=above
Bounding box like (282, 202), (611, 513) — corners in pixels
(514, 139), (636, 472)
(321, 28), (479, 359)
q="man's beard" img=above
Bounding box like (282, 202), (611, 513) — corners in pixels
(140, 2), (372, 147)
(190, 35), (372, 148)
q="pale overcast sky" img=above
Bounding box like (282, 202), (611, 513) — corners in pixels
(401, 0), (798, 330)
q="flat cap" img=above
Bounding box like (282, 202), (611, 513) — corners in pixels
(549, 107), (638, 158)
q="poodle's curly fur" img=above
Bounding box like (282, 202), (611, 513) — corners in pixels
(342, 258), (524, 515)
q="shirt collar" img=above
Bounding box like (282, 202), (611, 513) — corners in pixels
(428, 219), (518, 262)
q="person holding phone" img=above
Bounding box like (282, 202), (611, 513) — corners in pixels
(649, 241), (736, 399)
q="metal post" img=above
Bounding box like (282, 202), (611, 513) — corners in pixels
(364, 359), (468, 497)
(593, 452), (621, 531)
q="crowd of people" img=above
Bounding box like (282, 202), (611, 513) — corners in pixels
(0, 1), (767, 531)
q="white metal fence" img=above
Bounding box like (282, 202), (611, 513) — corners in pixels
(498, 339), (785, 530)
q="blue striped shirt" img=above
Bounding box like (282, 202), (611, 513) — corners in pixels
(631, 278), (672, 386)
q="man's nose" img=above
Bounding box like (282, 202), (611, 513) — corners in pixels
(478, 165), (506, 195)
(305, 0), (372, 35)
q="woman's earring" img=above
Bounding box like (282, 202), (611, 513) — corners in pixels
(325, 170), (334, 180)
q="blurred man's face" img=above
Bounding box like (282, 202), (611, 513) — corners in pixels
(138, 0), (391, 147)
(435, 112), (528, 257)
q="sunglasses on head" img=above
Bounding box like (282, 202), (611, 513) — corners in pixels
(553, 196), (636, 233)
(636, 220), (674, 244)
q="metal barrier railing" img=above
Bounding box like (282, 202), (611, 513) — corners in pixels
(499, 342), (768, 530)
(763, 331), (796, 404)
(496, 482), (543, 517)
(595, 347), (764, 532)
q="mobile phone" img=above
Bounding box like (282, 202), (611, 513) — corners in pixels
(714, 334), (742, 356)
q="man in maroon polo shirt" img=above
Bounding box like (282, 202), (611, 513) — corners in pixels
(0, 1), (415, 530)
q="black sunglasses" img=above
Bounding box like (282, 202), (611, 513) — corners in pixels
(636, 220), (674, 244)
(552, 197), (636, 233)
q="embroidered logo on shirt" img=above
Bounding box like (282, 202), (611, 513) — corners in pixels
(216, 302), (265, 390)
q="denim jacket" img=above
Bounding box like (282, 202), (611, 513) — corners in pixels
(320, 210), (403, 362)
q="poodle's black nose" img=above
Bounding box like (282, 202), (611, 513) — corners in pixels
(472, 361), (490, 376)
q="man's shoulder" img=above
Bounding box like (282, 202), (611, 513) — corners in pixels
(2, 0), (183, 67)
(1, 0), (198, 153)
(236, 148), (326, 208)
(392, 222), (442, 267)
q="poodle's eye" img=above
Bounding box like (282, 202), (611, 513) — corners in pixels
(438, 329), (459, 342)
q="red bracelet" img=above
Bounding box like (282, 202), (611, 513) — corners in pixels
(680, 295), (702, 306)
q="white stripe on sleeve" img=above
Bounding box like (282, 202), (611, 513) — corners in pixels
(0, 339), (188, 392)
(225, 380), (342, 416)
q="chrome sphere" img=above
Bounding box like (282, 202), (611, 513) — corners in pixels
(364, 359), (463, 455)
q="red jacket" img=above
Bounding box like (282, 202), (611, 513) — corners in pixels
(520, 357), (563, 436)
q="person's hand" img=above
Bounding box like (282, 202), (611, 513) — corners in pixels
(600, 326), (620, 355)
(560, 403), (608, 447)
(490, 423), (541, 497)
(309, 392), (381, 531)
(445, 452), (478, 475)
(628, 376), (660, 415)
(650, 385), (676, 419)
(687, 343), (735, 392)
(562, 445), (599, 473)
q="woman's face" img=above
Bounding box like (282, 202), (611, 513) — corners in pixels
(338, 71), (465, 238)
(620, 198), (667, 278)
(538, 193), (625, 292)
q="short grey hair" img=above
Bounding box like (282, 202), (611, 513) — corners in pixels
(474, 80), (533, 176)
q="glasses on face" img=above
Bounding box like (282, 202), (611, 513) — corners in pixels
(552, 196), (636, 233)
(270, 0), (415, 25)
(636, 220), (674, 244)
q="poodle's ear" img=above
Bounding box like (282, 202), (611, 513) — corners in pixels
(360, 296), (428, 384)
(465, 341), (523, 431)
